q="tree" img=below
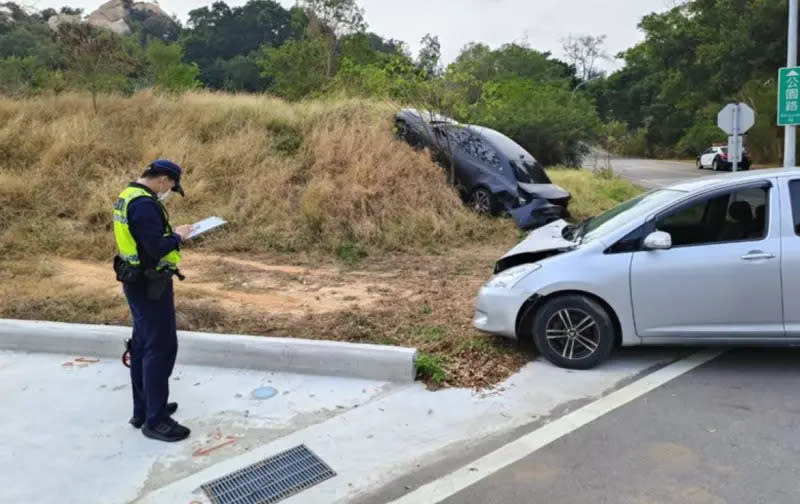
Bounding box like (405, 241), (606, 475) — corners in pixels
(446, 42), (573, 106)
(219, 54), (268, 91)
(561, 33), (608, 82)
(56, 23), (135, 112)
(328, 51), (423, 99)
(258, 37), (329, 99)
(596, 0), (789, 161)
(0, 55), (42, 95)
(59, 6), (83, 15)
(145, 40), (200, 92)
(465, 77), (601, 166)
(302, 0), (366, 77)
(181, 0), (296, 89)
(416, 33), (440, 78)
(339, 31), (404, 66)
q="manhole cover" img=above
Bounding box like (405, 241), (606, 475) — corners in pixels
(251, 386), (278, 400)
(201, 445), (336, 504)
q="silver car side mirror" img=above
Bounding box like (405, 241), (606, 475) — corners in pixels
(643, 231), (672, 250)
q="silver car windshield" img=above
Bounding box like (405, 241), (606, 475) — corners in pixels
(578, 189), (687, 243)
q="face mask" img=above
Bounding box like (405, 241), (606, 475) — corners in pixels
(157, 177), (172, 202)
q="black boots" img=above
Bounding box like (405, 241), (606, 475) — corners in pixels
(130, 402), (190, 442)
(142, 416), (191, 442)
(129, 402), (178, 429)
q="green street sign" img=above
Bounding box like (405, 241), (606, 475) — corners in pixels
(779, 67), (800, 126)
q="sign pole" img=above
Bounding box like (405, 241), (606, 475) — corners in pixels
(733, 104), (740, 172)
(786, 0), (798, 168)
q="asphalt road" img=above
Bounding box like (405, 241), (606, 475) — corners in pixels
(583, 153), (723, 189)
(442, 349), (800, 504)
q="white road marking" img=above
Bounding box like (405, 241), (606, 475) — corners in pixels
(388, 350), (724, 504)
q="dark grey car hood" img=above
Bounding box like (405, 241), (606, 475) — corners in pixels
(517, 182), (570, 200)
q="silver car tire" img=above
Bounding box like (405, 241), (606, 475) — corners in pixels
(532, 294), (615, 370)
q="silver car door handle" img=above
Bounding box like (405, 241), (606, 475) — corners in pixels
(741, 252), (776, 261)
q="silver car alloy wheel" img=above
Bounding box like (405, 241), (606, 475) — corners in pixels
(472, 190), (492, 215)
(544, 308), (600, 360)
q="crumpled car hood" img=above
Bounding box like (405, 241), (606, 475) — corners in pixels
(500, 219), (575, 259)
(517, 183), (570, 201)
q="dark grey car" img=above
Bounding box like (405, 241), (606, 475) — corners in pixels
(395, 108), (571, 230)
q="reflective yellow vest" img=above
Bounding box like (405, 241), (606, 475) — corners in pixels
(113, 185), (181, 272)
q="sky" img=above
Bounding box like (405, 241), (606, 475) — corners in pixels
(28, 0), (675, 71)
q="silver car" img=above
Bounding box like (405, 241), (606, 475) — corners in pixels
(473, 168), (800, 369)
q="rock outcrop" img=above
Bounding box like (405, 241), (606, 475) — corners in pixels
(46, 0), (176, 37)
(47, 13), (83, 31)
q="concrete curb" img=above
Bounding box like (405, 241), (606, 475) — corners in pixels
(0, 319), (418, 382)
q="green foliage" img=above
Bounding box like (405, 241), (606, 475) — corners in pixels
(56, 23), (137, 111)
(411, 325), (446, 342)
(415, 352), (447, 385)
(328, 53), (424, 99)
(417, 33), (441, 78)
(145, 41), (200, 92)
(258, 37), (329, 99)
(465, 78), (601, 166)
(219, 54), (267, 92)
(182, 0), (296, 66)
(614, 127), (649, 158)
(448, 42), (572, 104)
(0, 56), (43, 95)
(597, 0), (789, 162)
(8, 0), (785, 168)
(737, 78), (782, 163)
(336, 241), (367, 264)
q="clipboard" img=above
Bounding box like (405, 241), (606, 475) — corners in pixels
(187, 216), (227, 240)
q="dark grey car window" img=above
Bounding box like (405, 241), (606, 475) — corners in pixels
(789, 180), (800, 235)
(656, 187), (768, 247)
(447, 128), (502, 170)
(510, 160), (551, 184)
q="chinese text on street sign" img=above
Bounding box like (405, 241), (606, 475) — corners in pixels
(779, 67), (800, 125)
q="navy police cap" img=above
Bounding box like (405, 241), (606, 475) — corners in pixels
(146, 159), (184, 196)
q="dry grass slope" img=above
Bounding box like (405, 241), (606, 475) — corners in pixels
(0, 91), (510, 262)
(0, 91), (643, 387)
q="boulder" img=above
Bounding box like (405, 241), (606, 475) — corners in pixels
(83, 0), (176, 36)
(47, 13), (83, 31)
(87, 0), (130, 34)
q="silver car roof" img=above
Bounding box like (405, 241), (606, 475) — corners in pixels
(667, 168), (800, 193)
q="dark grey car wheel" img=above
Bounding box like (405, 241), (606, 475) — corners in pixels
(470, 187), (495, 216)
(532, 294), (615, 370)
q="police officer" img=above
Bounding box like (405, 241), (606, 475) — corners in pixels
(113, 159), (193, 442)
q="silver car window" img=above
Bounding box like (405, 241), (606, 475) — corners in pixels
(789, 180), (800, 235)
(581, 189), (686, 242)
(656, 187), (768, 247)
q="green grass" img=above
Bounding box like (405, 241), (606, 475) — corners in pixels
(415, 352), (447, 385)
(336, 242), (368, 265)
(411, 324), (446, 342)
(547, 166), (643, 222)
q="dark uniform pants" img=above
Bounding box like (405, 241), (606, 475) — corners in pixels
(123, 279), (177, 428)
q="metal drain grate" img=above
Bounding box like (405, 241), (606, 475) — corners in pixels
(201, 445), (336, 504)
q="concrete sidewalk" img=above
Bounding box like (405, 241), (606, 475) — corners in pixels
(0, 350), (390, 504)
